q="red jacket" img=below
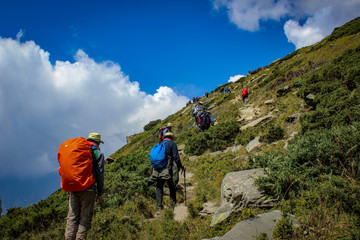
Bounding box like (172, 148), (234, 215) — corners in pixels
(242, 88), (248, 97)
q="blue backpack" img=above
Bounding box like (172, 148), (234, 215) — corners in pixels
(150, 140), (169, 169)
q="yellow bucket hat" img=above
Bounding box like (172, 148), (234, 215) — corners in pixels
(164, 132), (175, 138)
(87, 132), (104, 144)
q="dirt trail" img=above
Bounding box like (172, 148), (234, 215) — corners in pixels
(174, 170), (195, 221)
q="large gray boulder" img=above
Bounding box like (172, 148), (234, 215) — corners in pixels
(210, 169), (279, 226)
(205, 210), (296, 240)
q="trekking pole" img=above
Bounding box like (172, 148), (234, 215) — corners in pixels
(184, 168), (187, 205)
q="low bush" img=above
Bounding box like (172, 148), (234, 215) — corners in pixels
(143, 119), (161, 131)
(299, 45), (360, 133)
(184, 120), (240, 155)
(259, 125), (286, 143)
(256, 122), (360, 198)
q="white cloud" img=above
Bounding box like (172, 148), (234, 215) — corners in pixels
(0, 37), (188, 178)
(212, 0), (360, 48)
(213, 0), (290, 31)
(16, 29), (24, 41)
(228, 74), (245, 83)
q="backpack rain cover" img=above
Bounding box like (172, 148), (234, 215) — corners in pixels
(58, 137), (95, 192)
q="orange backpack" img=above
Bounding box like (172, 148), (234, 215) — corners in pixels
(57, 137), (95, 192)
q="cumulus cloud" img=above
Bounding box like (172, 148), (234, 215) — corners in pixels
(212, 0), (360, 48)
(213, 0), (290, 31)
(228, 74), (245, 83)
(0, 37), (188, 178)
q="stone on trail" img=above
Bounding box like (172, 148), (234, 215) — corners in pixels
(204, 210), (290, 240)
(173, 205), (189, 222)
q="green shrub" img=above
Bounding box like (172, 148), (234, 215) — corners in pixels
(256, 122), (360, 199)
(300, 45), (360, 133)
(184, 120), (240, 155)
(184, 132), (209, 156)
(272, 214), (294, 239)
(256, 232), (269, 240)
(104, 150), (153, 208)
(143, 119), (161, 131)
(259, 125), (286, 143)
(328, 17), (360, 41)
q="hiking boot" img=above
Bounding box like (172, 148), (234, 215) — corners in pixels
(155, 206), (163, 217)
(169, 201), (176, 210)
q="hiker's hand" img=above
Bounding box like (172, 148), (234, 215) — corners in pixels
(183, 166), (186, 172)
(96, 196), (102, 204)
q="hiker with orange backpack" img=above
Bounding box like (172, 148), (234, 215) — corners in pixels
(58, 133), (105, 240)
(148, 132), (185, 216)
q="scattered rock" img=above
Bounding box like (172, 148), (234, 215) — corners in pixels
(208, 151), (223, 157)
(178, 144), (185, 151)
(189, 155), (199, 161)
(174, 205), (189, 222)
(238, 106), (261, 122)
(286, 113), (300, 123)
(224, 145), (242, 153)
(246, 137), (261, 152)
(207, 103), (217, 110)
(207, 210), (297, 240)
(199, 201), (219, 217)
(211, 169), (279, 226)
(277, 85), (292, 97)
(264, 99), (275, 105)
(305, 93), (317, 108)
(240, 113), (273, 131)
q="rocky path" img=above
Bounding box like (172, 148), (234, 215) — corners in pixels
(174, 171), (195, 221)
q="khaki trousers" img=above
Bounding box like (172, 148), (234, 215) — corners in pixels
(65, 185), (96, 240)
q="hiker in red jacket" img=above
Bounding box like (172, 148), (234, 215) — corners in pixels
(242, 87), (248, 103)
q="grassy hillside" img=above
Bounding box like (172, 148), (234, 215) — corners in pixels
(1, 17), (360, 240)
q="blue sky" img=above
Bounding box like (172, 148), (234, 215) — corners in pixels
(0, 0), (359, 213)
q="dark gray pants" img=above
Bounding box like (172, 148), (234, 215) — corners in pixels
(156, 179), (176, 209)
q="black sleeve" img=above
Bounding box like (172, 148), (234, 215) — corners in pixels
(167, 141), (183, 169)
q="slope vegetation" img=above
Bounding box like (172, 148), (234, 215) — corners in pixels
(1, 17), (360, 240)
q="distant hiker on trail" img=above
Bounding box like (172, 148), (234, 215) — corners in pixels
(225, 87), (229, 94)
(58, 133), (105, 240)
(148, 132), (185, 216)
(197, 111), (214, 132)
(205, 91), (209, 98)
(220, 86), (224, 94)
(191, 102), (206, 121)
(242, 87), (248, 103)
(192, 96), (196, 103)
(159, 123), (173, 142)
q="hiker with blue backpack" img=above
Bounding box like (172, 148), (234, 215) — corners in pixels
(148, 132), (185, 216)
